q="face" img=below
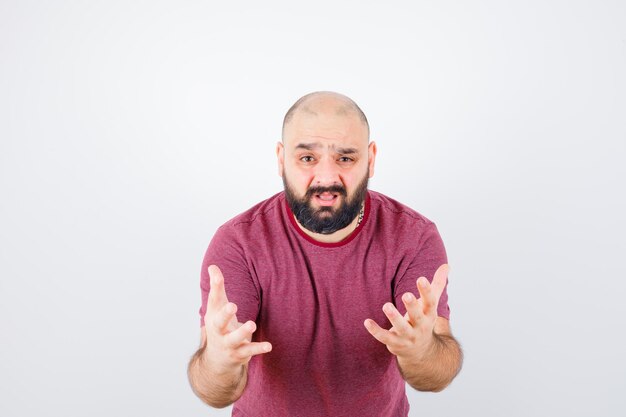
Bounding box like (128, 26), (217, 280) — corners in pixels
(277, 99), (377, 235)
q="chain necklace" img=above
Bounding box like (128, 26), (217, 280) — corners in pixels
(355, 203), (365, 228)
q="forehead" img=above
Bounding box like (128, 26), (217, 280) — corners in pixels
(283, 109), (368, 151)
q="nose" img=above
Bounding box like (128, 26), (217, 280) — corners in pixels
(312, 155), (342, 187)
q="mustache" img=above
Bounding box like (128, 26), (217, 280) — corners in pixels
(304, 185), (347, 198)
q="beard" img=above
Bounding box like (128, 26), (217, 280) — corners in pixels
(283, 171), (369, 235)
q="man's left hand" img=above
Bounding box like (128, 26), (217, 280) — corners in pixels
(364, 263), (449, 362)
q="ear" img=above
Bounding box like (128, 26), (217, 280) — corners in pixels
(367, 141), (377, 178)
(276, 141), (285, 177)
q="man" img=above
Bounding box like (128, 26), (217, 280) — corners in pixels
(187, 91), (463, 416)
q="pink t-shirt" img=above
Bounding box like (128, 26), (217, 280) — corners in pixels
(199, 190), (450, 417)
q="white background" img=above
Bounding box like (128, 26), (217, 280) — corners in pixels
(1, 1), (625, 416)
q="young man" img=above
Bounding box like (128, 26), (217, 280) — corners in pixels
(188, 91), (462, 416)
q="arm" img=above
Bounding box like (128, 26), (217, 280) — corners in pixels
(187, 265), (272, 408)
(365, 264), (463, 392)
(188, 328), (248, 408)
(396, 317), (463, 392)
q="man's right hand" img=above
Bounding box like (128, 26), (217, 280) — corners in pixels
(202, 265), (272, 375)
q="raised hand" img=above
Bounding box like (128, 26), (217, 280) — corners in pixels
(202, 265), (272, 374)
(364, 264), (449, 361)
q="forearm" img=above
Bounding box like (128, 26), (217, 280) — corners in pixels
(396, 333), (463, 392)
(187, 346), (248, 408)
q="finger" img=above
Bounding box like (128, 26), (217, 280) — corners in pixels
(430, 263), (449, 301)
(401, 292), (424, 325)
(212, 302), (238, 334)
(232, 341), (273, 360)
(364, 319), (401, 346)
(224, 320), (257, 348)
(382, 302), (412, 335)
(416, 277), (437, 316)
(208, 265), (229, 308)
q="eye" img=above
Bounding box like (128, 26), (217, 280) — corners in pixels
(300, 155), (315, 163)
(338, 156), (354, 163)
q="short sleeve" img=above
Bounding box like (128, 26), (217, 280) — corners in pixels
(393, 222), (450, 320)
(198, 224), (261, 327)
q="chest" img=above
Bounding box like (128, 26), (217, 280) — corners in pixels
(249, 244), (405, 354)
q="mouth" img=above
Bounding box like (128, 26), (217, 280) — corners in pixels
(314, 192), (339, 206)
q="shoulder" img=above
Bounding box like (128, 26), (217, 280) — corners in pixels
(224, 191), (284, 227)
(213, 191), (286, 240)
(368, 190), (435, 228)
(366, 190), (443, 252)
(367, 191), (448, 271)
(204, 192), (286, 265)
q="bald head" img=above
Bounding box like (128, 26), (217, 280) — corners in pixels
(281, 91), (370, 142)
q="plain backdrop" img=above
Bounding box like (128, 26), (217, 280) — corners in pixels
(1, 1), (625, 416)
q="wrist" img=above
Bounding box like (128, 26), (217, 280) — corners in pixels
(200, 348), (243, 378)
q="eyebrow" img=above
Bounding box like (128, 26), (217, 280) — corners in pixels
(294, 143), (359, 154)
(335, 147), (358, 155)
(294, 143), (321, 151)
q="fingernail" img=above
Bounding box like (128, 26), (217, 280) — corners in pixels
(264, 343), (272, 352)
(403, 293), (414, 303)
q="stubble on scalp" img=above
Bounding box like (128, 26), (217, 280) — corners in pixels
(281, 91), (370, 142)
